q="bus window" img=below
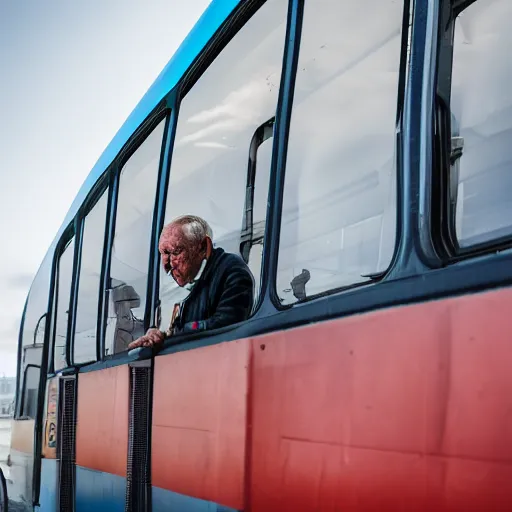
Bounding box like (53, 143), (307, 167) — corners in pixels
(104, 119), (165, 355)
(15, 256), (51, 416)
(53, 238), (75, 371)
(20, 365), (40, 419)
(276, 0), (404, 304)
(73, 191), (108, 364)
(159, 0), (288, 321)
(450, 0), (512, 247)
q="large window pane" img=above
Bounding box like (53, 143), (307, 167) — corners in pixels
(104, 120), (165, 355)
(159, 0), (288, 321)
(54, 238), (75, 371)
(451, 0), (512, 247)
(277, 0), (403, 304)
(74, 191), (108, 364)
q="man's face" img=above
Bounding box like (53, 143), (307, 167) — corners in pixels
(159, 225), (204, 287)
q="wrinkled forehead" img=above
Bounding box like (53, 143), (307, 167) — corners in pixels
(159, 224), (195, 250)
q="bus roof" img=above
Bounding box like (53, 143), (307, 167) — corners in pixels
(53, 0), (240, 253)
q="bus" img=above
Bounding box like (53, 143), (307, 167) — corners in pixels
(5, 0), (512, 510)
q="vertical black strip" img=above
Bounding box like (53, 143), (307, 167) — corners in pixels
(240, 117), (275, 264)
(396, 0), (412, 123)
(58, 377), (77, 512)
(32, 227), (68, 506)
(257, 0), (305, 309)
(68, 218), (82, 367)
(100, 171), (120, 360)
(147, 103), (179, 329)
(388, 0), (436, 278)
(125, 363), (152, 512)
(415, 0), (443, 267)
(14, 295), (28, 419)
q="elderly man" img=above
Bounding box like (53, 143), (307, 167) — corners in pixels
(128, 215), (254, 349)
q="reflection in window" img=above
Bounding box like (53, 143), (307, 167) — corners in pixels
(21, 366), (40, 419)
(23, 257), (51, 348)
(159, 0), (287, 320)
(247, 135), (273, 305)
(17, 254), (51, 414)
(74, 192), (108, 364)
(105, 120), (165, 355)
(54, 238), (75, 371)
(277, 0), (404, 304)
(452, 0), (512, 247)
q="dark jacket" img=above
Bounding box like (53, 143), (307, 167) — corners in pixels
(172, 247), (254, 335)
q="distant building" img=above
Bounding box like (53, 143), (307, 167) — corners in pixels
(0, 376), (16, 417)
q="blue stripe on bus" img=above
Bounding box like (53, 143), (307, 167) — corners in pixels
(75, 466), (125, 512)
(39, 458), (58, 511)
(152, 486), (240, 512)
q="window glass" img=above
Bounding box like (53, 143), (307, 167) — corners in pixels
(105, 120), (165, 355)
(451, 0), (512, 247)
(159, 0), (288, 322)
(249, 136), (273, 304)
(53, 238), (75, 371)
(15, 254), (51, 415)
(276, 0), (404, 304)
(74, 191), (108, 364)
(21, 366), (40, 419)
(22, 257), (51, 348)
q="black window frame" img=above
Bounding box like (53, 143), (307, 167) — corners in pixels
(101, 109), (171, 359)
(270, 0), (412, 309)
(18, 364), (41, 420)
(431, 0), (512, 261)
(49, 224), (77, 373)
(70, 174), (111, 367)
(240, 117), (275, 311)
(240, 117), (275, 264)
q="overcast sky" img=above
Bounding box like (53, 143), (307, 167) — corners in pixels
(0, 0), (211, 376)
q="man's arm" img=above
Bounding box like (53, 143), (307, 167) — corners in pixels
(181, 265), (254, 333)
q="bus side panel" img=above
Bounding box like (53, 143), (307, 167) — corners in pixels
(75, 466), (125, 512)
(38, 458), (58, 511)
(152, 486), (239, 512)
(152, 339), (250, 511)
(250, 287), (512, 511)
(75, 366), (129, 511)
(8, 419), (35, 506)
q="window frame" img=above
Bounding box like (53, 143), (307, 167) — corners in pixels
(101, 110), (171, 358)
(70, 174), (111, 367)
(18, 364), (41, 420)
(48, 224), (77, 373)
(431, 0), (512, 261)
(271, 0), (411, 309)
(155, 0), (294, 327)
(240, 117), (275, 264)
(14, 297), (29, 419)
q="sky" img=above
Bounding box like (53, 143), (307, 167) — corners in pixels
(0, 0), (211, 376)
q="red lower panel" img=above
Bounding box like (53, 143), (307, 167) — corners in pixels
(250, 287), (512, 511)
(76, 365), (129, 477)
(152, 339), (250, 510)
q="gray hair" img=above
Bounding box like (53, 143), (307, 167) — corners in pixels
(167, 215), (213, 243)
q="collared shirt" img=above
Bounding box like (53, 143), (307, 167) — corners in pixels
(184, 258), (207, 292)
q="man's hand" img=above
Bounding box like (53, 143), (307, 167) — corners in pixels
(128, 328), (165, 350)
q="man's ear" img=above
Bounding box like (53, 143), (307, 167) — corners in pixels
(204, 236), (213, 258)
